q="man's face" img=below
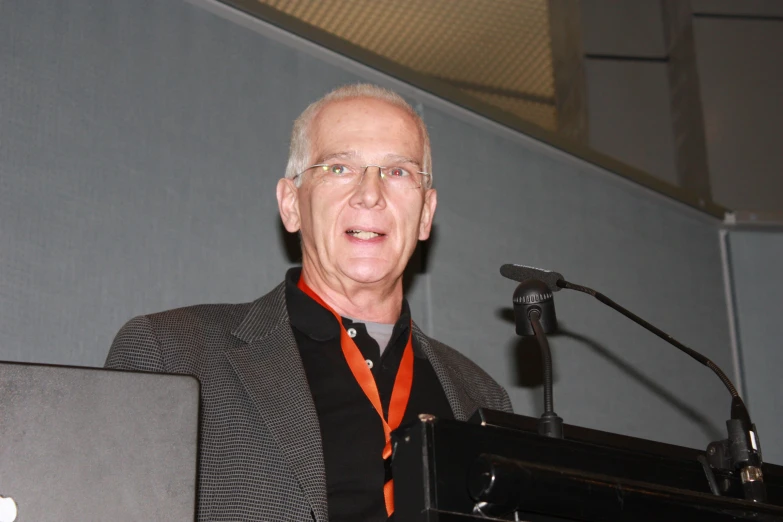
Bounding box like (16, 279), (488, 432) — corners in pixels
(279, 97), (437, 289)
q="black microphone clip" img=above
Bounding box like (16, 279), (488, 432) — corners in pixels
(509, 278), (563, 439)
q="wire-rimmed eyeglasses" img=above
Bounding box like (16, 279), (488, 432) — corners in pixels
(295, 163), (431, 190)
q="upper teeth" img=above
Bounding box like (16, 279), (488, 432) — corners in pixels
(349, 230), (380, 239)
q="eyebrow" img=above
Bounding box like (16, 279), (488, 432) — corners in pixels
(314, 151), (357, 164)
(315, 151), (422, 169)
(383, 154), (422, 169)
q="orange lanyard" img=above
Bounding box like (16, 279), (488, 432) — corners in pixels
(297, 277), (414, 516)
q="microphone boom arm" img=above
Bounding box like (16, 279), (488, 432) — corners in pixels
(557, 278), (765, 502)
(558, 280), (738, 398)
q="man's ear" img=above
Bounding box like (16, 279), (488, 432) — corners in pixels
(277, 178), (301, 233)
(418, 188), (437, 240)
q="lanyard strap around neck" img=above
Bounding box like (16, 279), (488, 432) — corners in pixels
(297, 276), (414, 516)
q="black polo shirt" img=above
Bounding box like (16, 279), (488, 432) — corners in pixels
(285, 268), (454, 522)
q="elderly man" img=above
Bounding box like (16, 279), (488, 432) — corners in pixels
(106, 84), (512, 522)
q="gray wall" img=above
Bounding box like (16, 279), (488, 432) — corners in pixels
(0, 0), (757, 454)
(725, 228), (783, 465)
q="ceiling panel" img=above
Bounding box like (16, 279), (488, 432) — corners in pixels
(259, 0), (557, 130)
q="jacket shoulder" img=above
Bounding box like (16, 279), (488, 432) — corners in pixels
(423, 334), (513, 414)
(145, 301), (253, 341)
(106, 301), (254, 373)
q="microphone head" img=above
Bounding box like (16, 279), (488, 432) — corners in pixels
(513, 279), (558, 336)
(500, 264), (564, 292)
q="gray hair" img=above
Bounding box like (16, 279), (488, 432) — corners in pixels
(285, 84), (432, 188)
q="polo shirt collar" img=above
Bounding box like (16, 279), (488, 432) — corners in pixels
(284, 267), (422, 357)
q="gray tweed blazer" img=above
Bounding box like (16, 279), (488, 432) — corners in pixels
(105, 281), (512, 522)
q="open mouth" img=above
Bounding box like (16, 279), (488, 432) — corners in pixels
(346, 229), (385, 240)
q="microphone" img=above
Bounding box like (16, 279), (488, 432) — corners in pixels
(512, 280), (562, 438)
(500, 263), (766, 502)
(500, 264), (564, 293)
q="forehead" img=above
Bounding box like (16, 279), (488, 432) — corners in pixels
(309, 97), (424, 161)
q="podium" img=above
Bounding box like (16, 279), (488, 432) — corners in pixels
(392, 410), (783, 521)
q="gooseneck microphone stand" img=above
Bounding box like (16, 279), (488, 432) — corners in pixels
(558, 278), (766, 502)
(512, 279), (563, 439)
(500, 263), (767, 503)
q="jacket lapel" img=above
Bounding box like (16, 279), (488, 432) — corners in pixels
(413, 323), (479, 421)
(226, 283), (328, 522)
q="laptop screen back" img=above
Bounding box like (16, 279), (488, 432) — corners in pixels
(0, 362), (199, 522)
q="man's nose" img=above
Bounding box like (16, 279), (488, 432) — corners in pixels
(359, 165), (385, 184)
(352, 165), (386, 207)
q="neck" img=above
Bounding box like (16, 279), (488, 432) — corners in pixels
(300, 264), (402, 324)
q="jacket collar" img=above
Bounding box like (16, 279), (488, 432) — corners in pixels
(411, 323), (478, 421)
(230, 281), (289, 343)
(227, 282), (328, 521)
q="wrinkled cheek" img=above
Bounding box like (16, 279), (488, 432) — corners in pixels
(309, 220), (335, 260)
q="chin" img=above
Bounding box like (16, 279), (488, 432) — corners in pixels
(340, 259), (397, 284)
